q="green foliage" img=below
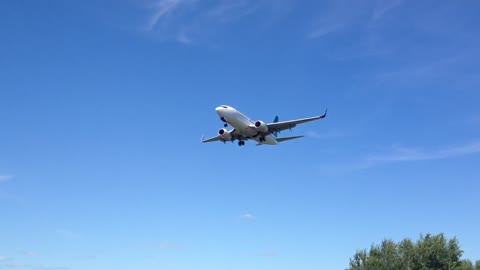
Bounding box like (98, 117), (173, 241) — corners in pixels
(348, 233), (477, 270)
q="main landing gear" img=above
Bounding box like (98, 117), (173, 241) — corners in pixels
(238, 141), (245, 146)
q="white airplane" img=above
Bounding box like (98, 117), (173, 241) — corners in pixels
(202, 105), (327, 146)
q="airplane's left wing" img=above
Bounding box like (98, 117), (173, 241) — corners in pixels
(267, 109), (327, 133)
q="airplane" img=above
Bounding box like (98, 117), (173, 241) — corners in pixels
(201, 105), (327, 146)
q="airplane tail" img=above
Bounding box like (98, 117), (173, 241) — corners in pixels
(273, 115), (279, 137)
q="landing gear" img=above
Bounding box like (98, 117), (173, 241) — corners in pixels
(238, 141), (245, 146)
(259, 136), (266, 142)
(220, 117), (228, 127)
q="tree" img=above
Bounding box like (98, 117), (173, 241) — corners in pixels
(347, 233), (477, 270)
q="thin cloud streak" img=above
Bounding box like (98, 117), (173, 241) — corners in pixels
(320, 141), (480, 173)
(147, 0), (183, 31)
(0, 256), (10, 261)
(146, 243), (180, 249)
(143, 0), (292, 43)
(306, 129), (345, 139)
(21, 251), (39, 257)
(241, 213), (255, 220)
(308, 23), (344, 39)
(0, 175), (13, 183)
(371, 0), (403, 21)
(358, 141), (480, 169)
(256, 252), (277, 257)
(56, 228), (81, 241)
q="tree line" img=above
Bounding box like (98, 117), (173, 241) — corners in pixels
(348, 233), (479, 270)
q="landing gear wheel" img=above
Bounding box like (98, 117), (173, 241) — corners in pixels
(224, 123), (228, 127)
(238, 141), (245, 146)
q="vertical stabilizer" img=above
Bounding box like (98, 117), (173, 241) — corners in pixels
(273, 116), (279, 136)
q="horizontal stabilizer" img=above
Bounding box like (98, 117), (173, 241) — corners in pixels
(276, 135), (304, 142)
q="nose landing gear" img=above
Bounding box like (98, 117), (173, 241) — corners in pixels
(220, 117), (228, 127)
(238, 141), (245, 146)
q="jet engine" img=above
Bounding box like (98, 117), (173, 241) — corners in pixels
(254, 120), (269, 133)
(218, 128), (232, 141)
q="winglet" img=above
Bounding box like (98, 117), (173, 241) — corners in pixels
(320, 108), (328, 118)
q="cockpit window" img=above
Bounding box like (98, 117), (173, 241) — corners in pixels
(221, 105), (228, 109)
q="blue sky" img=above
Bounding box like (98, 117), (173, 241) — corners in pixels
(1, 0), (480, 269)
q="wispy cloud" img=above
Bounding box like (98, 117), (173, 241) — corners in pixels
(307, 1), (369, 40)
(21, 251), (39, 257)
(143, 0), (292, 43)
(256, 252), (277, 257)
(354, 141), (480, 170)
(0, 175), (13, 183)
(371, 0), (403, 21)
(2, 263), (68, 270)
(144, 242), (181, 249)
(241, 213), (255, 220)
(56, 228), (81, 241)
(147, 0), (184, 31)
(366, 141), (480, 164)
(308, 23), (344, 39)
(73, 255), (96, 260)
(306, 129), (345, 139)
(320, 141), (480, 173)
(0, 256), (10, 261)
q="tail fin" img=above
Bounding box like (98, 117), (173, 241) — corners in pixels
(273, 116), (279, 137)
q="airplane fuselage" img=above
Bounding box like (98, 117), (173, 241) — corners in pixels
(216, 105), (278, 145)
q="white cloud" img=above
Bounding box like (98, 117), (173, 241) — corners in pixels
(147, 0), (184, 31)
(0, 175), (13, 183)
(3, 263), (69, 270)
(143, 0), (292, 43)
(306, 129), (345, 139)
(371, 0), (402, 21)
(0, 256), (10, 261)
(308, 23), (344, 39)
(21, 251), (39, 257)
(307, 1), (369, 40)
(143, 242), (181, 249)
(56, 228), (81, 241)
(241, 213), (255, 220)
(319, 141), (480, 174)
(256, 252), (277, 257)
(153, 243), (178, 249)
(359, 141), (480, 169)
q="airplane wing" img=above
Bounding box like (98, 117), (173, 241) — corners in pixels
(201, 135), (223, 143)
(201, 129), (249, 143)
(276, 135), (304, 142)
(267, 109), (327, 133)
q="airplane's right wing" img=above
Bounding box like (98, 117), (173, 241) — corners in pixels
(276, 135), (304, 142)
(201, 129), (248, 143)
(201, 135), (223, 143)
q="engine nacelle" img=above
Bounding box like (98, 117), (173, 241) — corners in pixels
(254, 120), (269, 133)
(218, 128), (232, 141)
